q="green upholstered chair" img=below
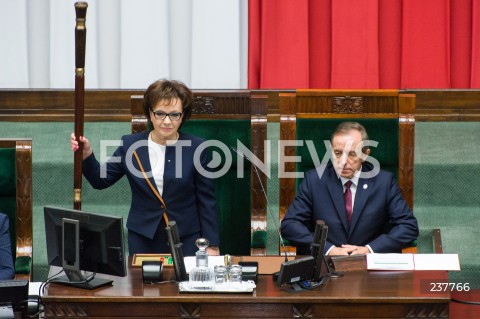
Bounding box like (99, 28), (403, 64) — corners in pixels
(132, 92), (268, 256)
(279, 90), (437, 255)
(0, 138), (33, 280)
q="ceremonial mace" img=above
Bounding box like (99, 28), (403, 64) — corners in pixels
(73, 2), (88, 210)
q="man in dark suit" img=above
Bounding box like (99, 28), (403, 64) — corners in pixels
(0, 213), (15, 280)
(281, 122), (419, 255)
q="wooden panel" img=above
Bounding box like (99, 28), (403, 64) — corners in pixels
(278, 93), (296, 223)
(398, 94), (416, 209)
(252, 89), (293, 122)
(403, 89), (480, 121)
(2, 89), (480, 122)
(43, 302), (449, 319)
(0, 89), (140, 121)
(130, 95), (147, 134)
(295, 90), (399, 114)
(42, 260), (451, 319)
(250, 95), (268, 254)
(278, 93), (298, 256)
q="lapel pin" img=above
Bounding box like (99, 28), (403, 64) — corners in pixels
(363, 184), (368, 189)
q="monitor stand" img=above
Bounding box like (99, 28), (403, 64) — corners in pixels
(50, 269), (113, 290)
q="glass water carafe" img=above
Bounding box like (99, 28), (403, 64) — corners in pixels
(188, 238), (214, 290)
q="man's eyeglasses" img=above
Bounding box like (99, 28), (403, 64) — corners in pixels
(150, 109), (183, 121)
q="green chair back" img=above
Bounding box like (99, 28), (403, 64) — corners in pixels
(0, 139), (33, 279)
(295, 118), (399, 187)
(279, 90), (417, 254)
(0, 148), (17, 262)
(181, 120), (252, 256)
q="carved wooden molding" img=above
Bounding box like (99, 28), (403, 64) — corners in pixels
(332, 96), (363, 113)
(292, 304), (314, 318)
(179, 303), (201, 318)
(44, 303), (88, 317)
(16, 140), (33, 257)
(192, 96), (215, 114)
(398, 115), (415, 209)
(405, 303), (449, 318)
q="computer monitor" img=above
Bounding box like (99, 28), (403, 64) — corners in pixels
(276, 220), (329, 289)
(0, 280), (29, 316)
(44, 206), (127, 290)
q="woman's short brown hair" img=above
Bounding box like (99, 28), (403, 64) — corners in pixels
(142, 79), (193, 128)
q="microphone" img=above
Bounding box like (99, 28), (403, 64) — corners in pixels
(231, 147), (289, 262)
(311, 220), (325, 247)
(310, 219), (343, 280)
(311, 220), (328, 281)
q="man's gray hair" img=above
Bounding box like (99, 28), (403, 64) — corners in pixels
(331, 121), (370, 152)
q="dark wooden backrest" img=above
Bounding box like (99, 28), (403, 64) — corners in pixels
(131, 91), (268, 256)
(279, 90), (416, 254)
(0, 138), (33, 279)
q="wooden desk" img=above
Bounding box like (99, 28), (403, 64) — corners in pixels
(42, 258), (450, 319)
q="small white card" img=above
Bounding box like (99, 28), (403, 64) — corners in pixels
(367, 253), (461, 271)
(413, 254), (461, 271)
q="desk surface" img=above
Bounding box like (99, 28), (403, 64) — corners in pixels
(42, 257), (450, 319)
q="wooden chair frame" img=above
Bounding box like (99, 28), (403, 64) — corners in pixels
(0, 138), (33, 280)
(279, 90), (424, 255)
(131, 91), (268, 256)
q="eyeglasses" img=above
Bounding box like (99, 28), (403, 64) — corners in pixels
(150, 109), (183, 121)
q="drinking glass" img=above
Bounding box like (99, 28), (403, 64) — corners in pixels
(229, 264), (242, 284)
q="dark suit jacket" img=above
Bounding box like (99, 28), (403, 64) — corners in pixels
(83, 131), (220, 252)
(0, 213), (15, 280)
(281, 163), (419, 255)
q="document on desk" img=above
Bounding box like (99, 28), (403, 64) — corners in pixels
(367, 253), (460, 271)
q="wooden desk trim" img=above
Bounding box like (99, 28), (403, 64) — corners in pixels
(42, 258), (450, 318)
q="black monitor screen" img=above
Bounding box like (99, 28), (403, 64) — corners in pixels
(44, 206), (127, 289)
(0, 280), (28, 315)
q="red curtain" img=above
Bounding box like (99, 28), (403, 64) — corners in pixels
(248, 0), (480, 89)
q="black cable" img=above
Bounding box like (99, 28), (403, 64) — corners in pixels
(451, 298), (480, 305)
(47, 272), (96, 285)
(283, 276), (327, 292)
(34, 268), (97, 317)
